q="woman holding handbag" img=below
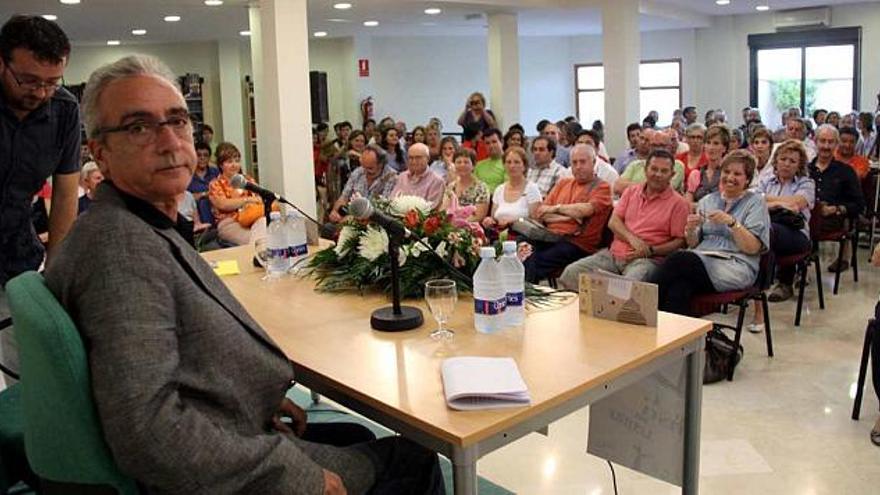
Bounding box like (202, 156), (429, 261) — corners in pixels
(208, 142), (266, 246)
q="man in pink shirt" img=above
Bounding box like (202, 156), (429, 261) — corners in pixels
(559, 149), (688, 289)
(390, 142), (445, 208)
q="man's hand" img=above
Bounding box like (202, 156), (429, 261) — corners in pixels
(272, 398), (307, 437)
(323, 469), (347, 495)
(328, 210), (343, 223)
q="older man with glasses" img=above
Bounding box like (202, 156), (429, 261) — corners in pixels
(0, 15), (80, 385)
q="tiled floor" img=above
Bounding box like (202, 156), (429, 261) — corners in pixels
(477, 248), (880, 494)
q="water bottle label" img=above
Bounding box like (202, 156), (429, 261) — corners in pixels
(506, 291), (524, 307)
(269, 247), (288, 258)
(288, 243), (308, 257)
(474, 297), (506, 315)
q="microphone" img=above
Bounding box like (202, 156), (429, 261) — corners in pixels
(231, 174), (278, 200)
(348, 196), (410, 239)
(230, 174), (321, 227)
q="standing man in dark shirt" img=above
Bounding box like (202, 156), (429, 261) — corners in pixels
(0, 15), (80, 384)
(809, 124), (865, 273)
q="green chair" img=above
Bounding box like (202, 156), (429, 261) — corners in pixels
(0, 383), (38, 494)
(6, 271), (138, 494)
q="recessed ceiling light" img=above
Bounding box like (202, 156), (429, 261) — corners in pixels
(421, 22), (437, 26)
(42, 14), (58, 20)
(363, 20), (379, 27)
(715, 0), (730, 5)
(59, 0), (80, 4)
(424, 8), (442, 15)
(164, 15), (181, 22)
(756, 4), (769, 11)
(313, 31), (328, 37)
(204, 0), (223, 5)
(107, 40), (120, 46)
(327, 18), (351, 23)
(333, 2), (352, 9)
(239, 30), (251, 36)
(132, 29), (147, 35)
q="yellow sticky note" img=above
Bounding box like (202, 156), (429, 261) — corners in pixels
(212, 260), (240, 276)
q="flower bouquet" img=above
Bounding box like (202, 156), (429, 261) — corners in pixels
(304, 195), (486, 298)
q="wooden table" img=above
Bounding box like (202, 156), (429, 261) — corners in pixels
(204, 246), (711, 494)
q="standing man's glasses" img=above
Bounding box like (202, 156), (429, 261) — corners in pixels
(4, 64), (64, 92)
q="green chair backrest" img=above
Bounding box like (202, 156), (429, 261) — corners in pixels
(6, 271), (138, 494)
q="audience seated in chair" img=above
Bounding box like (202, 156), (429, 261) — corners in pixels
(614, 128), (687, 195)
(44, 54), (443, 495)
(748, 126), (775, 188)
(474, 128), (507, 194)
(678, 123), (708, 180)
(651, 150), (770, 315)
(522, 144), (613, 283)
(389, 142), (445, 209)
(685, 125), (729, 204)
(525, 136), (570, 199)
(574, 130), (619, 191)
(560, 149), (688, 289)
(207, 142), (267, 246)
(187, 141), (218, 225)
(837, 126), (870, 180)
(809, 124), (865, 274)
(328, 145), (398, 224)
(77, 161), (104, 215)
(481, 146), (542, 240)
(440, 147), (489, 223)
(614, 122), (645, 174)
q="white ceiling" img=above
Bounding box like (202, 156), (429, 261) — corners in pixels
(0, 0), (875, 44)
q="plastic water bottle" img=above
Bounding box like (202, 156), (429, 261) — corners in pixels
(266, 211), (288, 278)
(285, 208), (308, 272)
(500, 241), (525, 327)
(473, 247), (506, 333)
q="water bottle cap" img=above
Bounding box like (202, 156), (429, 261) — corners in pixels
(502, 240), (517, 254)
(479, 247), (496, 258)
(270, 211), (281, 220)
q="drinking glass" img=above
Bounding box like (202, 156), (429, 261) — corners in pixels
(425, 279), (457, 340)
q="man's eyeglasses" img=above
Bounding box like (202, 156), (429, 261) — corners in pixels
(4, 64), (64, 92)
(686, 134), (704, 140)
(94, 114), (193, 146)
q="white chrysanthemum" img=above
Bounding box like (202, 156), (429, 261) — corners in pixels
(435, 240), (448, 258)
(409, 238), (430, 258)
(334, 225), (357, 257)
(358, 226), (389, 261)
(398, 247), (408, 267)
(390, 195), (432, 216)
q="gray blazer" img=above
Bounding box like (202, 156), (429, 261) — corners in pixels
(45, 184), (375, 494)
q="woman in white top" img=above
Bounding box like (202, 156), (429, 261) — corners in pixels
(481, 146), (542, 231)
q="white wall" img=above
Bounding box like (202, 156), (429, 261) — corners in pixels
(68, 42), (224, 141)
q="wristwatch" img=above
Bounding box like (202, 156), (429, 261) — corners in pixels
(728, 219), (739, 229)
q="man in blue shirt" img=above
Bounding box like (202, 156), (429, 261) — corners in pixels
(0, 15), (80, 383)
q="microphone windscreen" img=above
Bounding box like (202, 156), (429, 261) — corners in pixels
(230, 174), (248, 189)
(348, 197), (372, 219)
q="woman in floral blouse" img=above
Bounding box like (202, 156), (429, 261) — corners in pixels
(442, 147), (489, 223)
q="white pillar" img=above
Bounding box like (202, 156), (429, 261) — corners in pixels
(218, 39), (246, 164)
(487, 13), (520, 130)
(602, 0), (640, 156)
(250, 0), (316, 221)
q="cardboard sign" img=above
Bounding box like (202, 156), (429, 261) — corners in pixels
(578, 271), (658, 327)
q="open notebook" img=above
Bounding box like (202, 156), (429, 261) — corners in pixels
(441, 357), (531, 411)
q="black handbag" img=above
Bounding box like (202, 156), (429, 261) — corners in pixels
(769, 208), (805, 230)
(703, 327), (744, 384)
(510, 218), (566, 243)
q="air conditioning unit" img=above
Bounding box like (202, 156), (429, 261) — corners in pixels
(774, 7), (831, 31)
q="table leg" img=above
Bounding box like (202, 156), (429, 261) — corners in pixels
(452, 446), (478, 495)
(683, 339), (704, 495)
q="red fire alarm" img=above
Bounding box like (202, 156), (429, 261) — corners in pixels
(358, 59), (370, 77)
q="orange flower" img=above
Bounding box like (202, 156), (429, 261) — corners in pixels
(404, 209), (420, 229)
(424, 216), (441, 235)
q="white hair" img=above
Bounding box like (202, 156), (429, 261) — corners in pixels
(81, 54), (179, 139)
(816, 124), (840, 142)
(80, 161), (100, 181)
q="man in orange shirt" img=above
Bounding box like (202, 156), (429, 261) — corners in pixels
(837, 126), (870, 180)
(522, 144), (613, 283)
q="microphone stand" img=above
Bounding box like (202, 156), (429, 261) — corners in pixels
(370, 234), (424, 332)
